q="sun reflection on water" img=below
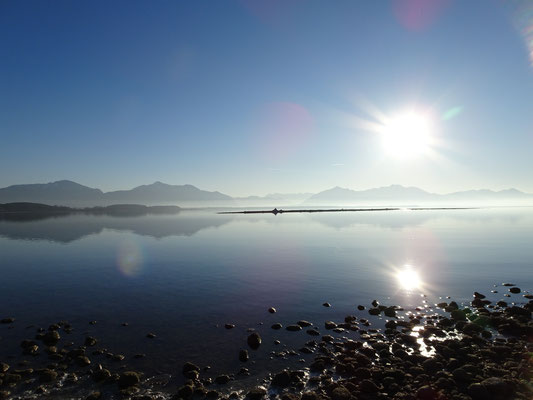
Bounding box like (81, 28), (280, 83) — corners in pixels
(396, 265), (422, 291)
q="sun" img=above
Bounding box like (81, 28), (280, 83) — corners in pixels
(380, 110), (434, 158)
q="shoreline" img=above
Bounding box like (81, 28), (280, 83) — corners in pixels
(0, 284), (531, 399)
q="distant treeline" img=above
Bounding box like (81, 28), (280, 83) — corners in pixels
(0, 202), (180, 216)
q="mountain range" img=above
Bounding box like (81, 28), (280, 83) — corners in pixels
(0, 180), (532, 207)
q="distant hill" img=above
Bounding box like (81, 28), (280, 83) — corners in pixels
(0, 202), (180, 217)
(234, 192), (314, 206)
(0, 180), (103, 206)
(0, 181), (233, 207)
(0, 181), (532, 207)
(306, 185), (533, 206)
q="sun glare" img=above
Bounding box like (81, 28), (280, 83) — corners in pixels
(396, 266), (421, 291)
(380, 111), (434, 158)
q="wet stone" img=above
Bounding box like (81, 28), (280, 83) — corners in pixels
(286, 325), (302, 332)
(215, 374), (231, 384)
(268, 307), (277, 313)
(118, 371), (141, 389)
(247, 332), (262, 349)
(239, 349), (249, 362)
(509, 287), (521, 294)
(271, 323), (282, 330)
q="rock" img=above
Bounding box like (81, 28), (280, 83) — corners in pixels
(297, 320), (312, 327)
(271, 323), (282, 330)
(177, 385), (194, 398)
(286, 325), (302, 331)
(215, 374), (230, 384)
(268, 307), (277, 313)
(368, 308), (380, 315)
(247, 387), (267, 400)
(206, 390), (219, 399)
(468, 383), (489, 400)
(0, 318), (14, 324)
(451, 309), (467, 321)
(42, 330), (60, 345)
(39, 369), (58, 382)
(76, 355), (91, 366)
(324, 321), (337, 329)
(359, 379), (379, 393)
(92, 366), (111, 382)
(357, 305), (365, 310)
(416, 386), (439, 400)
(274, 340), (281, 345)
(509, 287), (521, 294)
(306, 328), (320, 336)
(182, 362), (200, 375)
(0, 363), (9, 373)
(331, 387), (351, 400)
(384, 307), (396, 318)
(480, 377), (511, 398)
(323, 302), (331, 307)
(224, 324), (235, 329)
(85, 336), (97, 346)
(118, 371), (141, 389)
(271, 370), (291, 387)
(239, 349), (249, 362)
(146, 332), (156, 338)
(86, 392), (101, 400)
(247, 332), (262, 349)
(112, 354), (125, 361)
(301, 392), (320, 400)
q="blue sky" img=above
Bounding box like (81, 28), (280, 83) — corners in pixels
(1, 0), (532, 196)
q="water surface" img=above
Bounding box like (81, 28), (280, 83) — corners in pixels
(0, 207), (532, 389)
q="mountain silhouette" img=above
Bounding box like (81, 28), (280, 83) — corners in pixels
(306, 185), (533, 205)
(0, 181), (233, 207)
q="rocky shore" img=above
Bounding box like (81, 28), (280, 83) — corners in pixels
(1, 284), (532, 400)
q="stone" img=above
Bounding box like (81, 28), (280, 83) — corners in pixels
(271, 323), (282, 330)
(239, 349), (249, 362)
(297, 320), (312, 327)
(42, 330), (60, 345)
(286, 325), (302, 331)
(247, 387), (267, 400)
(85, 336), (97, 346)
(118, 371), (141, 389)
(215, 374), (230, 384)
(39, 369), (58, 382)
(271, 370), (291, 387)
(86, 392), (101, 400)
(509, 287), (521, 294)
(323, 302), (331, 307)
(247, 332), (261, 349)
(268, 307), (276, 313)
(331, 387), (351, 400)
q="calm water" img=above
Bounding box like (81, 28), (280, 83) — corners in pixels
(1, 207), (532, 389)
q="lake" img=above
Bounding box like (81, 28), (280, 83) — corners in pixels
(0, 207), (532, 395)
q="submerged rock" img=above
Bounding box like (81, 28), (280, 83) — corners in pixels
(239, 349), (249, 362)
(118, 371), (141, 389)
(247, 332), (262, 349)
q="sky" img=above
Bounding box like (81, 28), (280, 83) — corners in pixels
(1, 0), (533, 196)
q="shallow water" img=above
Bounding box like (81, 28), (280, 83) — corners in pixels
(0, 207), (532, 391)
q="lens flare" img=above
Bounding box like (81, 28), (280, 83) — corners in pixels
(117, 240), (143, 277)
(509, 0), (533, 67)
